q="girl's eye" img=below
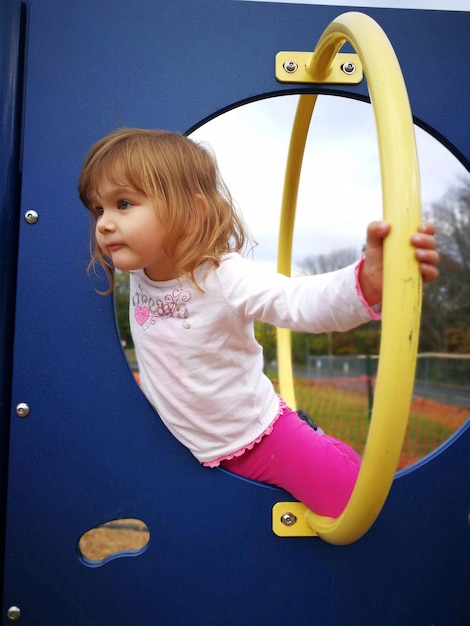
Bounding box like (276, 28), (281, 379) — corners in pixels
(118, 200), (132, 210)
(95, 207), (104, 217)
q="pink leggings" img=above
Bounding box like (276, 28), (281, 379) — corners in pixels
(221, 404), (361, 517)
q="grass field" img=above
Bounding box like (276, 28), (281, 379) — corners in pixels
(279, 376), (468, 469)
(132, 368), (468, 470)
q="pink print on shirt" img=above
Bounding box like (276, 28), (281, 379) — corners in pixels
(132, 284), (191, 330)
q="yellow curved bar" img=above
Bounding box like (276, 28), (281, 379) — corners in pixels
(277, 12), (422, 544)
(277, 94), (318, 409)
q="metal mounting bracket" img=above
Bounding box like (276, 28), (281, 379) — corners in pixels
(272, 502), (319, 537)
(275, 51), (363, 84)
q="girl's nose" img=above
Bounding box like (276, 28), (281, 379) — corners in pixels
(96, 212), (115, 233)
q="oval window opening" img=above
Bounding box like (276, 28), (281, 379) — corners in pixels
(114, 94), (470, 470)
(78, 518), (150, 567)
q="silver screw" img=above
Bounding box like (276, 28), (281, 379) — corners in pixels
(24, 210), (39, 224)
(7, 606), (22, 622)
(15, 403), (30, 418)
(280, 512), (298, 526)
(341, 62), (356, 75)
(283, 60), (298, 74)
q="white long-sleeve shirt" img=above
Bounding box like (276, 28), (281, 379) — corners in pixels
(129, 253), (377, 463)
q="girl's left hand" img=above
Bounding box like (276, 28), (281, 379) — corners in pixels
(359, 220), (440, 307)
(410, 222), (440, 283)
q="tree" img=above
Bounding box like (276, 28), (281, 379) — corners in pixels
(421, 177), (470, 352)
(294, 246), (381, 359)
(298, 247), (359, 275)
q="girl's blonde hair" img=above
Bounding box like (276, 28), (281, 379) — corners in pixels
(78, 128), (251, 293)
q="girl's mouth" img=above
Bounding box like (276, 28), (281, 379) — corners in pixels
(107, 243), (123, 251)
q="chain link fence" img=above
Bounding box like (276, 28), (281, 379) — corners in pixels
(307, 353), (470, 410)
(292, 353), (470, 468)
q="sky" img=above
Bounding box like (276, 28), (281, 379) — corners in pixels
(192, 2), (469, 270)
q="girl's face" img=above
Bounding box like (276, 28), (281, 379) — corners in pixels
(91, 177), (176, 281)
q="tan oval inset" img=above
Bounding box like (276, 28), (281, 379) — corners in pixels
(78, 518), (150, 566)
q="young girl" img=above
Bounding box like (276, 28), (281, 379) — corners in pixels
(78, 128), (439, 518)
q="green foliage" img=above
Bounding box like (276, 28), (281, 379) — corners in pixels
(254, 322), (277, 365)
(254, 321), (381, 367)
(113, 271), (132, 348)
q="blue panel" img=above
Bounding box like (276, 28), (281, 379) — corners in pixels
(1, 1), (469, 624)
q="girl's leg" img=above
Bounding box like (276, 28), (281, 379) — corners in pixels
(221, 406), (361, 518)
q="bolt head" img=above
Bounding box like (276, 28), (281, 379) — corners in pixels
(15, 403), (30, 418)
(283, 60), (298, 74)
(24, 210), (39, 224)
(7, 606), (22, 622)
(280, 512), (298, 526)
(341, 62), (356, 75)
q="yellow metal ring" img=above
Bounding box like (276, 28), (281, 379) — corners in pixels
(276, 12), (422, 544)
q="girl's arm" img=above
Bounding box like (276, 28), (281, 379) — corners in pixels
(358, 221), (439, 307)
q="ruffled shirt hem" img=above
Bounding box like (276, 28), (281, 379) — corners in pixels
(202, 397), (287, 468)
